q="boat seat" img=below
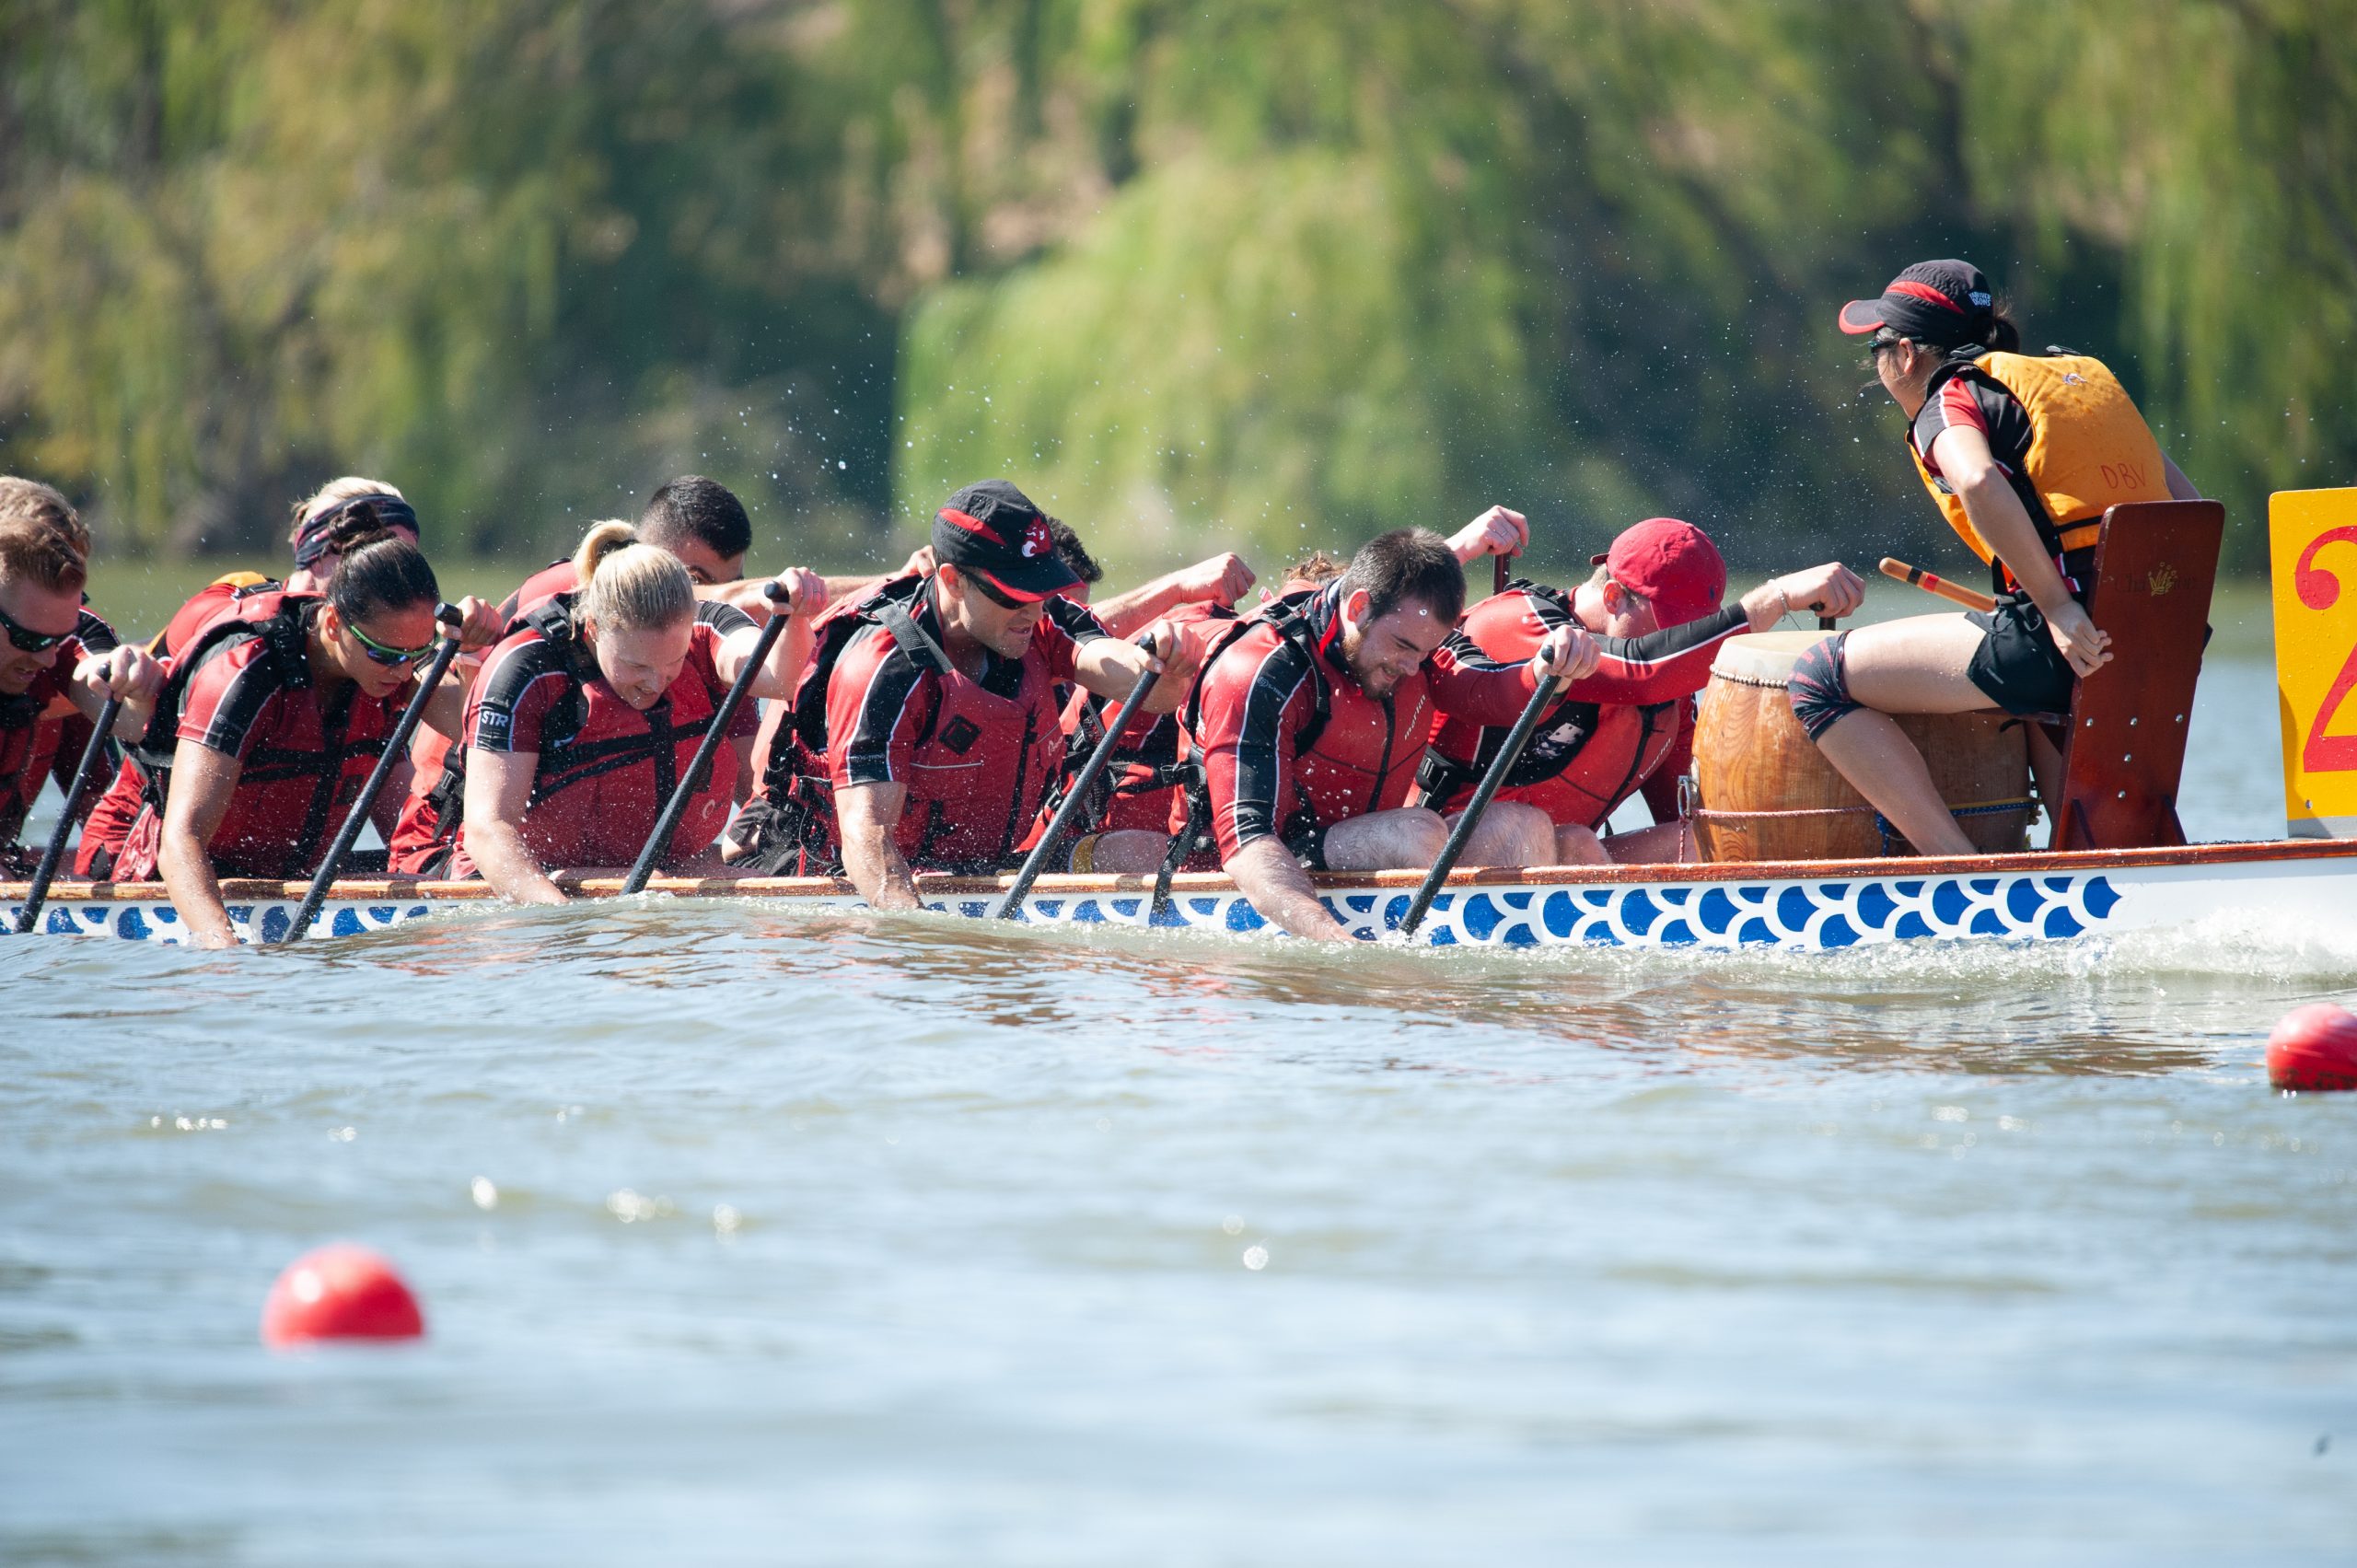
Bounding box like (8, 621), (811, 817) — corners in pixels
(2045, 499), (2224, 851)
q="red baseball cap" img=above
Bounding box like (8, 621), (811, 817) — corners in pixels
(1590, 517), (1726, 627)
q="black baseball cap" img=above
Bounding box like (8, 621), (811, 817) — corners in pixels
(931, 480), (1080, 603)
(1837, 259), (1993, 348)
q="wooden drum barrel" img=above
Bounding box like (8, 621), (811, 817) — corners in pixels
(1689, 630), (2034, 862)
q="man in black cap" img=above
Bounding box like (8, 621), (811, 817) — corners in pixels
(736, 480), (1199, 907)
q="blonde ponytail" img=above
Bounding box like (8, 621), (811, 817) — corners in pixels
(572, 519), (693, 633)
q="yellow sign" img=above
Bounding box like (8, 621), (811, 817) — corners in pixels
(2271, 487), (2357, 838)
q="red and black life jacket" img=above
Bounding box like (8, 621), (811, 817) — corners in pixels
(736, 574), (1067, 876)
(1034, 602), (1236, 843)
(1416, 581), (1680, 829)
(82, 588), (396, 880)
(1, 610), (117, 855)
(394, 595), (739, 875)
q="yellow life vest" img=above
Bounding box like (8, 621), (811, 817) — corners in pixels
(1907, 352), (2171, 564)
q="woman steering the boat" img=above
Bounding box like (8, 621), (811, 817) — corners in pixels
(77, 538), (462, 948)
(1796, 259), (2203, 854)
(452, 521), (825, 904)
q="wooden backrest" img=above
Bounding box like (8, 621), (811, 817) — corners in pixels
(2050, 499), (2224, 850)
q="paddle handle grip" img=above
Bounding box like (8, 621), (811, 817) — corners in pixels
(279, 604), (466, 944)
(1879, 556), (1996, 613)
(620, 580), (790, 898)
(995, 633), (1162, 919)
(13, 692), (123, 935)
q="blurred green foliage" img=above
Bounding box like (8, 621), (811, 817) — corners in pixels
(2, 0), (2350, 581)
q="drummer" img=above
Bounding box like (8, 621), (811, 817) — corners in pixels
(1422, 518), (1863, 863)
(1807, 260), (2203, 854)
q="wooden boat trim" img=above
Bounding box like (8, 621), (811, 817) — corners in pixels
(8, 834), (2357, 906)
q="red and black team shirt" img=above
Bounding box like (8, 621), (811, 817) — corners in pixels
(166, 610), (409, 877)
(825, 592), (1106, 791)
(1190, 581), (1539, 862)
(466, 598), (759, 760)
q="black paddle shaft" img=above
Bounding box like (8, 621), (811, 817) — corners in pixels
(12, 692), (123, 935)
(1398, 668), (1566, 938)
(994, 633), (1160, 920)
(620, 581), (789, 897)
(276, 604), (464, 945)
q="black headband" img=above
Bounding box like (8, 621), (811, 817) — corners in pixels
(292, 494), (419, 567)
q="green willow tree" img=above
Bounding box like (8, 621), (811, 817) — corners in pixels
(2, 0), (2349, 575)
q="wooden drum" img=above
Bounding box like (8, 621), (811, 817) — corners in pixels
(1689, 630), (2033, 863)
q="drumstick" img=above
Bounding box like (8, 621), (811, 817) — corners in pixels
(1879, 557), (1996, 613)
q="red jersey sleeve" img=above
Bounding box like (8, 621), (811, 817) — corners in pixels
(1423, 633), (1539, 726)
(826, 623), (937, 790)
(1191, 625), (1314, 862)
(467, 632), (573, 755)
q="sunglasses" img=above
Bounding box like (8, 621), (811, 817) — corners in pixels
(965, 572), (1028, 610)
(344, 620), (438, 667)
(0, 598), (75, 654)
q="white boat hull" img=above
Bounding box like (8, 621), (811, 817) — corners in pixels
(7, 841), (2353, 950)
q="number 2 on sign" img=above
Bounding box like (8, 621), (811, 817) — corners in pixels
(2296, 527), (2357, 772)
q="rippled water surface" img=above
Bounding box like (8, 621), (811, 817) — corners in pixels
(4, 651), (2355, 1565)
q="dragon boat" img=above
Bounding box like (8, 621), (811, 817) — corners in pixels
(10, 491), (2356, 952)
(6, 839), (2357, 949)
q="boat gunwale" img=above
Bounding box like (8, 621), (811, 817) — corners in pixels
(7, 836), (2355, 906)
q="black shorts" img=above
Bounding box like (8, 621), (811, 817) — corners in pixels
(1964, 592), (2074, 717)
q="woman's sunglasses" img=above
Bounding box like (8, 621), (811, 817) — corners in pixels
(344, 621), (438, 667)
(0, 598), (75, 654)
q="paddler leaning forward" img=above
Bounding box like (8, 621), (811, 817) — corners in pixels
(1801, 259), (2203, 854)
(1422, 517), (1863, 864)
(1174, 525), (1602, 944)
(77, 538), (462, 948)
(444, 521), (826, 903)
(727, 480), (1200, 907)
(0, 478), (163, 871)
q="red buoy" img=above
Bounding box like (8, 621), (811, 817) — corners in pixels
(261, 1244), (425, 1348)
(2267, 1003), (2357, 1092)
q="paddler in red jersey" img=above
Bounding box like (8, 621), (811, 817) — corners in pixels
(1175, 526), (1603, 944)
(1422, 517), (1864, 864)
(76, 540), (463, 947)
(1805, 259), (2204, 854)
(445, 521), (824, 903)
(737, 480), (1198, 906)
(0, 479), (164, 871)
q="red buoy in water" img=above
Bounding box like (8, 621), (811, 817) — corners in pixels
(2267, 1004), (2357, 1092)
(261, 1244), (425, 1348)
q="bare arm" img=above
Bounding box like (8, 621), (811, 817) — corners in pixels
(1092, 553), (1256, 637)
(1933, 424), (2112, 678)
(714, 569), (827, 699)
(836, 780), (920, 911)
(460, 747), (567, 904)
(1072, 623), (1202, 714)
(1225, 835), (1352, 943)
(157, 739), (245, 949)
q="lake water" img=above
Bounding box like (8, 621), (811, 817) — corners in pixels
(3, 638), (2354, 1564)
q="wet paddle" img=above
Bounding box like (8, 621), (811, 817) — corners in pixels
(12, 693), (122, 935)
(1879, 556), (1996, 613)
(1398, 668), (1567, 938)
(277, 604), (463, 945)
(620, 580), (788, 897)
(995, 633), (1160, 921)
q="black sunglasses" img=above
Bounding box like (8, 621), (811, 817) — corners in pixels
(965, 571), (1028, 610)
(0, 597), (75, 654)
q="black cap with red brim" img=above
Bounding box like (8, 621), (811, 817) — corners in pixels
(1837, 259), (1994, 349)
(931, 480), (1078, 603)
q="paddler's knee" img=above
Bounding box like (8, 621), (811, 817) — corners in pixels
(1786, 630), (1860, 741)
(1554, 822), (1608, 865)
